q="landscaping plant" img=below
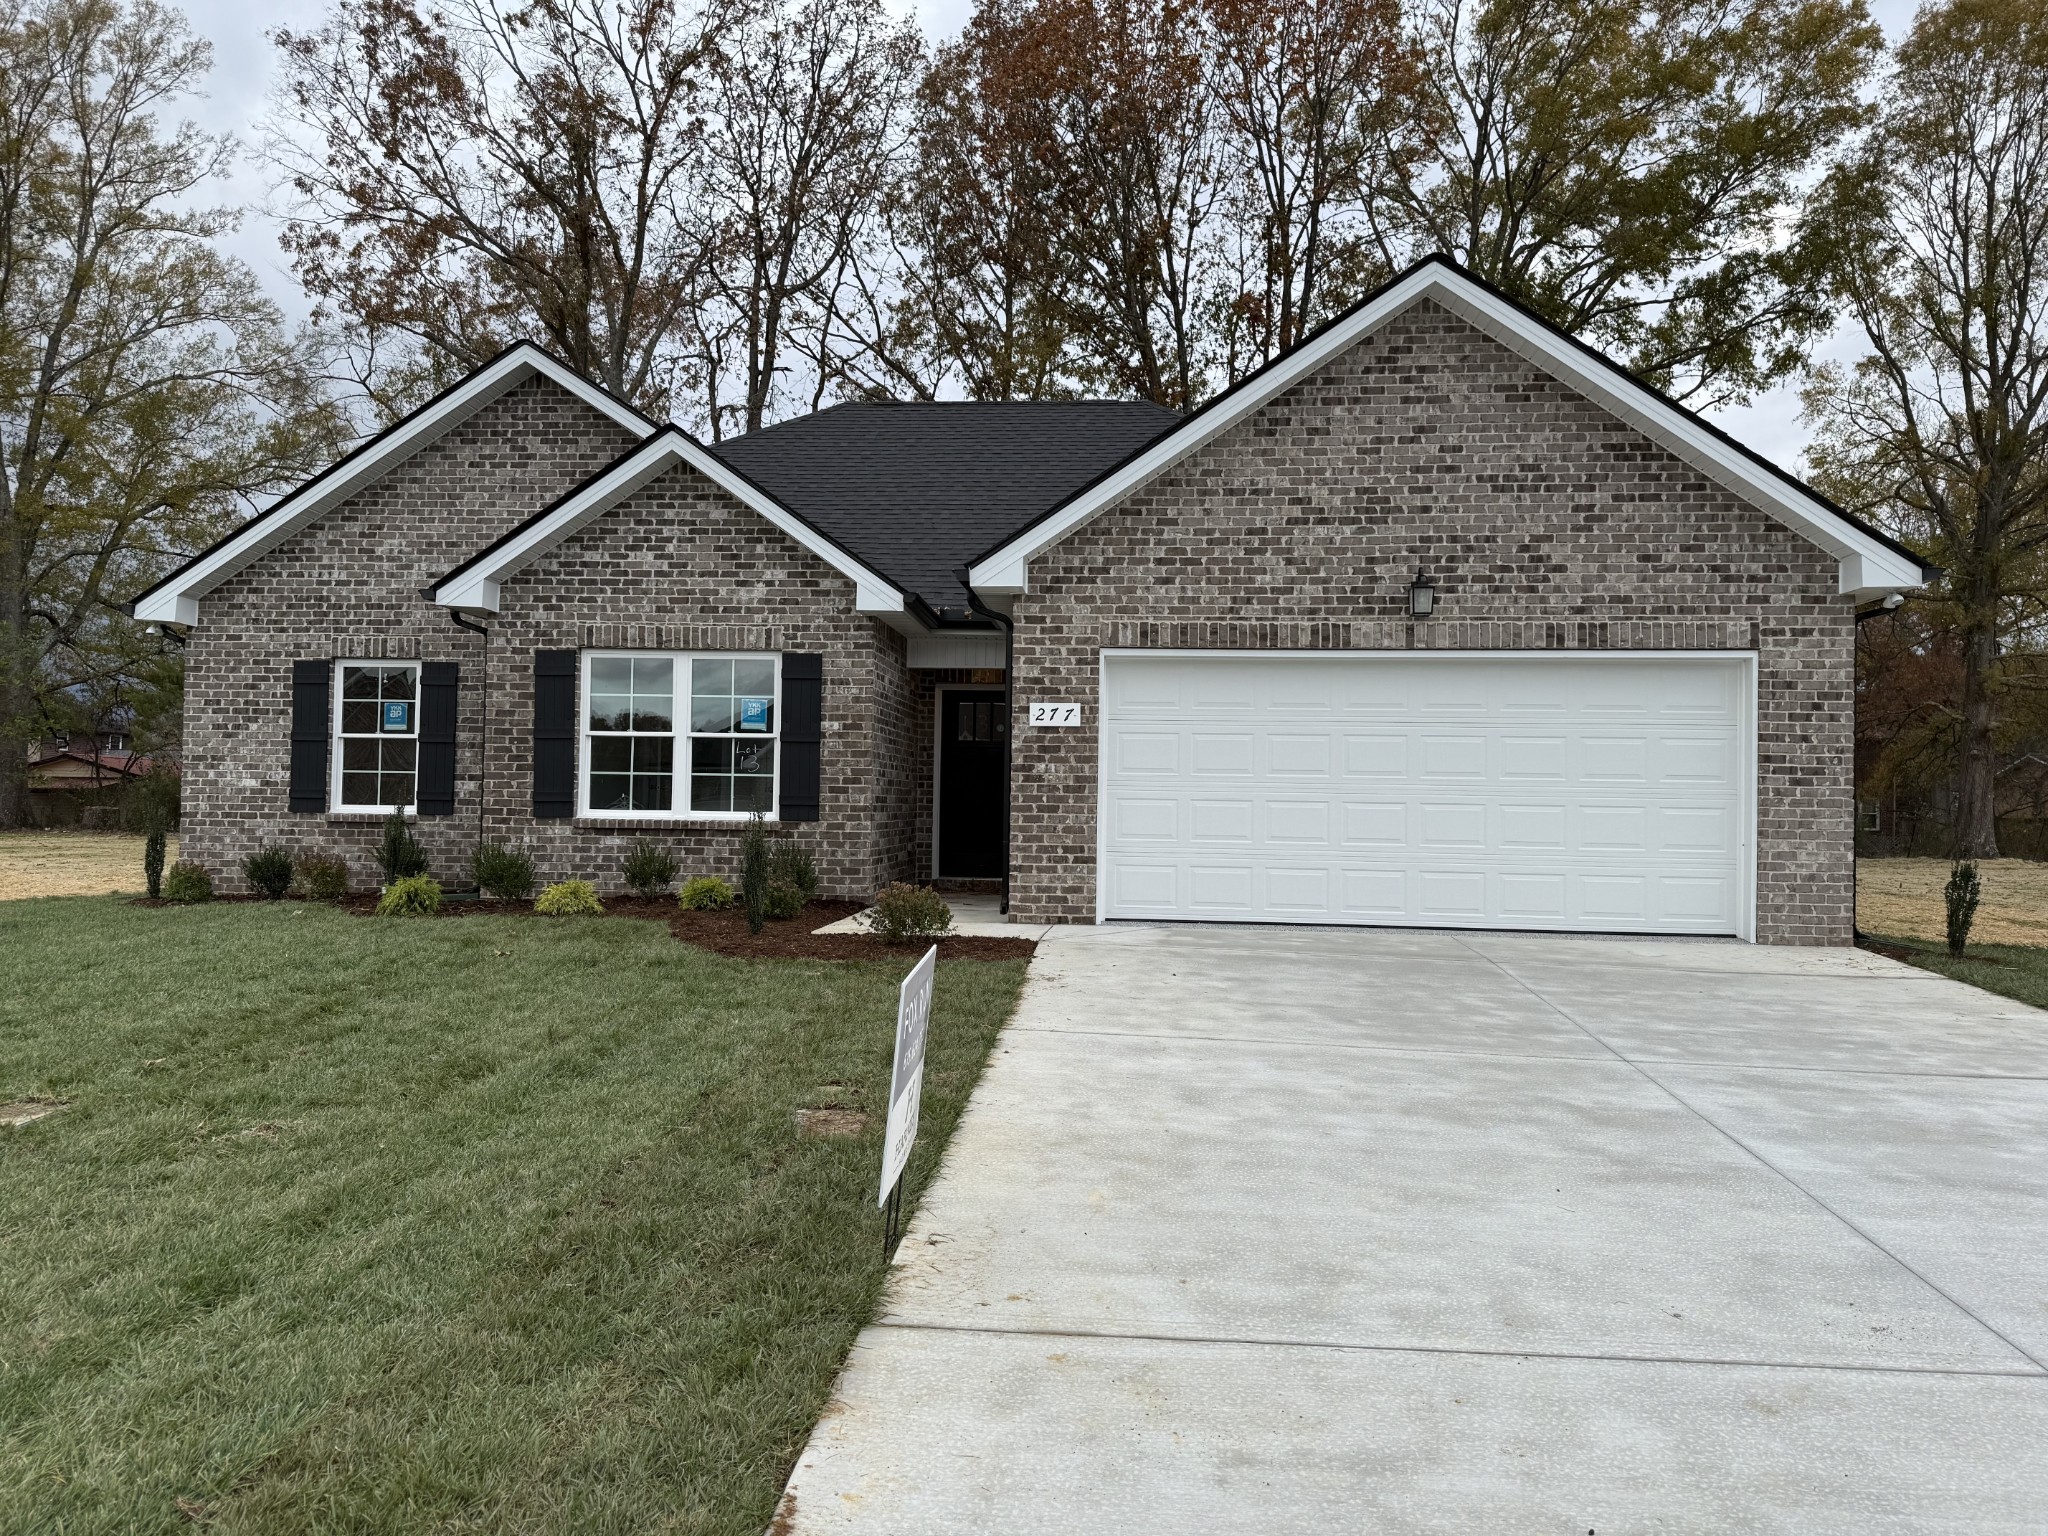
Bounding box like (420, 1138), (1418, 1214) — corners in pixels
(293, 850), (351, 901)
(161, 862), (213, 904)
(770, 838), (818, 901)
(471, 842), (536, 902)
(679, 875), (736, 910)
(143, 829), (166, 900)
(241, 844), (296, 900)
(377, 813), (428, 884)
(535, 879), (604, 915)
(740, 814), (772, 933)
(1946, 859), (1982, 957)
(376, 875), (442, 916)
(870, 883), (952, 943)
(622, 840), (680, 898)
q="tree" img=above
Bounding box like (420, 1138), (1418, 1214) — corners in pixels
(1370, 0), (1881, 407)
(273, 0), (723, 418)
(0, 0), (342, 827)
(1805, 0), (2048, 859)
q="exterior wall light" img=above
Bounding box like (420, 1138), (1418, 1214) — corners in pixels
(1408, 569), (1437, 619)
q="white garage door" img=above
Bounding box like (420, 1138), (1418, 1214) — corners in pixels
(1099, 652), (1752, 937)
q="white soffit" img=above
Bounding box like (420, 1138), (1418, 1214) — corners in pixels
(430, 428), (907, 618)
(966, 261), (1926, 603)
(131, 344), (654, 626)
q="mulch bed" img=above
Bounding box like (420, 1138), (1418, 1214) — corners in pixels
(133, 892), (1036, 962)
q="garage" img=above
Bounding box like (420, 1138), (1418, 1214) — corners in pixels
(1098, 651), (1754, 938)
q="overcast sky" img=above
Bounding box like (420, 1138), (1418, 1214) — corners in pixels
(177, 0), (1920, 471)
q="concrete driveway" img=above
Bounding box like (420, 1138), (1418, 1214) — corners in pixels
(777, 926), (2048, 1533)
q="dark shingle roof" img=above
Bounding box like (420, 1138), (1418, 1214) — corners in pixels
(708, 400), (1182, 611)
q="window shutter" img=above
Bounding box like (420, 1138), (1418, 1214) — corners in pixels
(779, 653), (823, 823)
(533, 650), (577, 819)
(417, 661), (459, 816)
(289, 660), (331, 813)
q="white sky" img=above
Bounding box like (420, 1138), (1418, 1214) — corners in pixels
(178, 0), (1918, 471)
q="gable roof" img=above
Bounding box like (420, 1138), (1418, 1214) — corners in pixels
(129, 342), (655, 626)
(708, 400), (1181, 610)
(966, 255), (1930, 603)
(429, 426), (910, 620)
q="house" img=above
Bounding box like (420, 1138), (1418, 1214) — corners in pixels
(129, 256), (1926, 942)
(25, 738), (157, 825)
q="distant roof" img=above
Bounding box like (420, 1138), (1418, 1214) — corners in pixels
(709, 400), (1183, 610)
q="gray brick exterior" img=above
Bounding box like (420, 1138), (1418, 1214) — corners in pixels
(1005, 300), (1854, 944)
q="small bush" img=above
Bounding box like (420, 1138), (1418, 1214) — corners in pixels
(679, 875), (736, 911)
(162, 861), (213, 904)
(870, 883), (952, 944)
(535, 879), (603, 916)
(241, 844), (295, 900)
(1945, 859), (1982, 957)
(376, 874), (442, 916)
(740, 814), (772, 934)
(764, 880), (806, 920)
(377, 813), (427, 884)
(769, 839), (818, 901)
(293, 851), (351, 901)
(472, 842), (536, 902)
(622, 840), (681, 898)
(143, 829), (166, 900)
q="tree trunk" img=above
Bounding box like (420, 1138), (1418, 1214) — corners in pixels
(0, 482), (26, 829)
(1954, 618), (2001, 858)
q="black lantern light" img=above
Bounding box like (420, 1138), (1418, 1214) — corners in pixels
(1408, 569), (1437, 619)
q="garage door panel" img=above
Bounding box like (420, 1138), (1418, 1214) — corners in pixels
(1101, 656), (1747, 936)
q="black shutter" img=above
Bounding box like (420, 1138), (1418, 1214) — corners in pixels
(417, 661), (459, 816)
(779, 653), (822, 822)
(533, 649), (577, 819)
(289, 660), (330, 813)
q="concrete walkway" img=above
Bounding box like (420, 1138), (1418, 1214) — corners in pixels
(776, 925), (2048, 1532)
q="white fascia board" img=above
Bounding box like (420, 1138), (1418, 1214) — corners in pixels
(431, 429), (907, 616)
(132, 344), (654, 625)
(967, 264), (1927, 600)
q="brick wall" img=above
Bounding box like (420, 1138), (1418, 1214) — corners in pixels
(183, 376), (642, 889)
(1007, 299), (1854, 944)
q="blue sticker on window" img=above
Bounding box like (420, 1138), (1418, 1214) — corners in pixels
(382, 700), (412, 733)
(738, 696), (771, 732)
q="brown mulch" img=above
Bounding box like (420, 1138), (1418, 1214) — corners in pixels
(132, 891), (1036, 962)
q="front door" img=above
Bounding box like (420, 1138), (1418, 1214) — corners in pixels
(938, 689), (1006, 878)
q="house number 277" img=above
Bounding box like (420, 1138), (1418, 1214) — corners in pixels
(1029, 702), (1082, 727)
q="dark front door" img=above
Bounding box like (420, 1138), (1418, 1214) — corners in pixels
(938, 689), (1006, 878)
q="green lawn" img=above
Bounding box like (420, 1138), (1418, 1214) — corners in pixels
(1866, 930), (2048, 1011)
(0, 897), (1027, 1534)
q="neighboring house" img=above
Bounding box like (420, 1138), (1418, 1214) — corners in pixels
(130, 256), (1926, 943)
(26, 740), (156, 825)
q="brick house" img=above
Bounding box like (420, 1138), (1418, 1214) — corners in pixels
(130, 257), (1924, 943)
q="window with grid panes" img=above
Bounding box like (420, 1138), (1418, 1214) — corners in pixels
(580, 653), (778, 817)
(335, 662), (419, 810)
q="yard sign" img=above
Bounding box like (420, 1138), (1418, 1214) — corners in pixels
(879, 944), (937, 1207)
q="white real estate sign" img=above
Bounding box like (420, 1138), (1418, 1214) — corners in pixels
(878, 944), (937, 1206)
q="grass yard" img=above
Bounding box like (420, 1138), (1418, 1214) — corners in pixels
(0, 831), (173, 900)
(1856, 855), (2048, 946)
(1860, 931), (2048, 1012)
(0, 897), (1027, 1534)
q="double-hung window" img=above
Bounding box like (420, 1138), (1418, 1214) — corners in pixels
(582, 652), (778, 818)
(334, 661), (419, 812)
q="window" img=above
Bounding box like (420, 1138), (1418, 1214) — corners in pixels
(335, 661), (419, 811)
(583, 652), (777, 818)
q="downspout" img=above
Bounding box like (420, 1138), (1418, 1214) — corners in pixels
(956, 566), (1013, 917)
(451, 609), (490, 856)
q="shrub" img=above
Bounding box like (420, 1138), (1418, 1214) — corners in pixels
(377, 813), (427, 884)
(622, 840), (680, 898)
(679, 875), (736, 911)
(143, 829), (166, 900)
(162, 861), (213, 904)
(740, 814), (772, 934)
(293, 850), (351, 901)
(241, 844), (295, 900)
(1945, 859), (1982, 957)
(870, 883), (952, 944)
(535, 879), (603, 916)
(472, 842), (536, 902)
(764, 880), (805, 920)
(376, 874), (442, 916)
(769, 839), (818, 901)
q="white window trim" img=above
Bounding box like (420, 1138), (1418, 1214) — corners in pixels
(330, 659), (421, 817)
(577, 650), (783, 822)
